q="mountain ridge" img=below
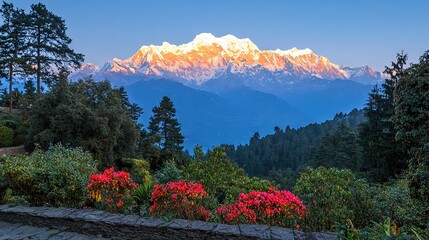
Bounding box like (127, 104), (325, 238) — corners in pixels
(68, 33), (378, 149)
(71, 33), (383, 86)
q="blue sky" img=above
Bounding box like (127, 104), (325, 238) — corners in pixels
(10, 0), (429, 71)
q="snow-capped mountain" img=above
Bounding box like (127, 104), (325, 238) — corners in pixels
(340, 66), (385, 85)
(69, 33), (381, 149)
(72, 33), (383, 86)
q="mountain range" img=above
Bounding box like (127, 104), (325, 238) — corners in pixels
(70, 33), (383, 149)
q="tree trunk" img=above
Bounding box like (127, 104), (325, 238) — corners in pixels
(9, 63), (13, 113)
(37, 26), (41, 95)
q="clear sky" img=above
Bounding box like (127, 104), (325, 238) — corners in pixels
(9, 0), (429, 71)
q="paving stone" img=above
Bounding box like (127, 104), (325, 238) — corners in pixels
(212, 223), (241, 236)
(0, 204), (338, 240)
(39, 207), (76, 218)
(0, 204), (12, 211)
(270, 226), (295, 240)
(239, 224), (271, 239)
(187, 220), (218, 232)
(101, 214), (127, 224)
(138, 217), (167, 228)
(0, 221), (109, 240)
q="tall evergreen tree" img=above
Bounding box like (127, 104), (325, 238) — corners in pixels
(312, 124), (362, 171)
(359, 53), (408, 182)
(0, 2), (30, 112)
(17, 79), (36, 109)
(148, 96), (184, 170)
(394, 50), (429, 201)
(27, 3), (84, 95)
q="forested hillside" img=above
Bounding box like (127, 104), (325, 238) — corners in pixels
(227, 109), (364, 178)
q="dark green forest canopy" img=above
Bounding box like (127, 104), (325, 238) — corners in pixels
(226, 108), (364, 177)
(26, 78), (141, 167)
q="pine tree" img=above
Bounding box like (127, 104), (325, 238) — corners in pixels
(359, 53), (409, 182)
(394, 50), (429, 201)
(27, 3), (84, 95)
(148, 96), (184, 170)
(17, 79), (36, 109)
(0, 2), (31, 112)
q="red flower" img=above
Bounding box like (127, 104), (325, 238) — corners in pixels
(150, 180), (210, 221)
(87, 168), (137, 212)
(216, 187), (307, 228)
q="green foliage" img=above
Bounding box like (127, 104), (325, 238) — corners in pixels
(312, 124), (362, 171)
(294, 167), (370, 231)
(0, 125), (13, 147)
(394, 51), (429, 202)
(154, 160), (183, 184)
(133, 159), (151, 182)
(230, 109), (365, 177)
(128, 180), (155, 216)
(131, 181), (154, 205)
(147, 96), (184, 171)
(0, 144), (97, 207)
(371, 178), (429, 232)
(1, 188), (27, 205)
(349, 179), (376, 228)
(26, 78), (141, 167)
(267, 168), (300, 191)
(338, 217), (429, 240)
(184, 146), (273, 204)
(0, 1), (31, 111)
(0, 112), (27, 146)
(121, 158), (151, 183)
(359, 53), (409, 182)
(27, 3), (84, 93)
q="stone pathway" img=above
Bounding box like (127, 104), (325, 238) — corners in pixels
(0, 221), (108, 240)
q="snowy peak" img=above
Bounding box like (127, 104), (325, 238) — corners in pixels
(79, 63), (100, 72)
(340, 66), (385, 84)
(74, 33), (383, 85)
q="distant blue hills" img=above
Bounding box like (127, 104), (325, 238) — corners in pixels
(123, 77), (372, 150)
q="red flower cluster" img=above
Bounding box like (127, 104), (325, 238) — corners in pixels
(150, 180), (210, 221)
(217, 186), (307, 228)
(87, 167), (137, 212)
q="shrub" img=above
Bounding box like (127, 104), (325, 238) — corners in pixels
(294, 167), (356, 231)
(217, 186), (307, 228)
(0, 145), (97, 207)
(0, 125), (13, 147)
(121, 158), (151, 183)
(150, 180), (210, 221)
(133, 159), (151, 182)
(154, 160), (183, 184)
(371, 177), (429, 232)
(131, 181), (155, 206)
(87, 167), (137, 212)
(184, 147), (274, 204)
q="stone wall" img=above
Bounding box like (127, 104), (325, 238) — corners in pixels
(0, 204), (337, 240)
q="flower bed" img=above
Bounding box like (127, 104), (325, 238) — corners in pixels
(150, 180), (211, 221)
(87, 167), (137, 212)
(217, 186), (306, 229)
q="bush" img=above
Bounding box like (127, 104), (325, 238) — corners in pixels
(371, 177), (429, 232)
(0, 145), (97, 207)
(184, 147), (274, 204)
(127, 181), (155, 216)
(150, 180), (210, 221)
(154, 160), (183, 184)
(121, 158), (151, 183)
(0, 125), (13, 147)
(217, 187), (307, 228)
(294, 167), (357, 231)
(87, 167), (137, 212)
